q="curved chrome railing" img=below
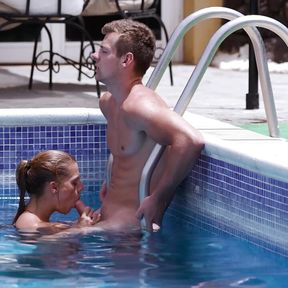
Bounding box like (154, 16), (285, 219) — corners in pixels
(147, 7), (278, 135)
(174, 15), (288, 123)
(139, 11), (288, 228)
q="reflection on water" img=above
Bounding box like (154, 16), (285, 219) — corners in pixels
(1, 204), (288, 287)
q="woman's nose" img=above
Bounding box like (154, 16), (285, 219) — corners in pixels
(79, 182), (84, 192)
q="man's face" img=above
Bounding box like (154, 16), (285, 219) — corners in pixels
(92, 32), (122, 84)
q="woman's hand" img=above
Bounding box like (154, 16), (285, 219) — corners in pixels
(75, 200), (101, 227)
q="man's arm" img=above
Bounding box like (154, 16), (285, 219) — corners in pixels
(128, 92), (204, 231)
(136, 128), (204, 230)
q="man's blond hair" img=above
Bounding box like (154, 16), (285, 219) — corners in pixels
(102, 19), (156, 76)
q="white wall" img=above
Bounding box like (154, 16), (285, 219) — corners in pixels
(161, 0), (183, 62)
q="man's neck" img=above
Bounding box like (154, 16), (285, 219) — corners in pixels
(106, 76), (143, 103)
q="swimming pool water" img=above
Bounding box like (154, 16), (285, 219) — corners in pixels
(1, 199), (288, 287)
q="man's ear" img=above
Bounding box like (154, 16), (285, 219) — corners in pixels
(121, 52), (134, 67)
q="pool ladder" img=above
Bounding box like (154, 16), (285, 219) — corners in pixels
(107, 7), (288, 229)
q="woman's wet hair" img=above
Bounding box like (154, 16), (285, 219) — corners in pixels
(13, 150), (76, 224)
(102, 19), (156, 76)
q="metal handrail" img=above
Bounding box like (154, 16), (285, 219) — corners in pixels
(146, 7), (279, 136)
(139, 11), (288, 227)
(174, 15), (288, 124)
(140, 7), (276, 220)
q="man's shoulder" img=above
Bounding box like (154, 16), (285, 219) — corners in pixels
(99, 92), (112, 115)
(100, 91), (112, 101)
(128, 85), (167, 108)
(125, 87), (156, 109)
(128, 85), (158, 102)
(124, 87), (168, 123)
(99, 91), (112, 106)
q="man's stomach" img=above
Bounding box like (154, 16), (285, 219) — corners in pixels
(98, 205), (141, 232)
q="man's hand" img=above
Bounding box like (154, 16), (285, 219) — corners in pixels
(135, 195), (165, 232)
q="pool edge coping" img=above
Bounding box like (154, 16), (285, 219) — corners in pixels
(0, 107), (288, 183)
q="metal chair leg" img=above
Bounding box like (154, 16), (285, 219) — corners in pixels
(29, 25), (43, 89)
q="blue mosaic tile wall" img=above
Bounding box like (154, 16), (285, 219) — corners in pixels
(168, 155), (288, 256)
(2, 120), (288, 255)
(0, 124), (109, 200)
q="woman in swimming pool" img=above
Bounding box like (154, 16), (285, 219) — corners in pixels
(13, 150), (100, 232)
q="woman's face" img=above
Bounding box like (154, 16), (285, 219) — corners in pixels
(56, 162), (84, 214)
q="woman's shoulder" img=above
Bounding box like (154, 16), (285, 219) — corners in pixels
(15, 212), (70, 230)
(15, 211), (41, 230)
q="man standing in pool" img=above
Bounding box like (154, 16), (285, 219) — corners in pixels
(91, 19), (204, 232)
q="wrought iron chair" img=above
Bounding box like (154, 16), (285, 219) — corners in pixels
(0, 0), (100, 95)
(83, 0), (173, 85)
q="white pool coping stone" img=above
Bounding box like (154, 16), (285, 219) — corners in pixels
(0, 107), (287, 183)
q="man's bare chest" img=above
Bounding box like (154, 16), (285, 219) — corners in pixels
(106, 117), (145, 156)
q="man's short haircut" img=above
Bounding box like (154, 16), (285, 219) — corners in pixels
(102, 19), (156, 76)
